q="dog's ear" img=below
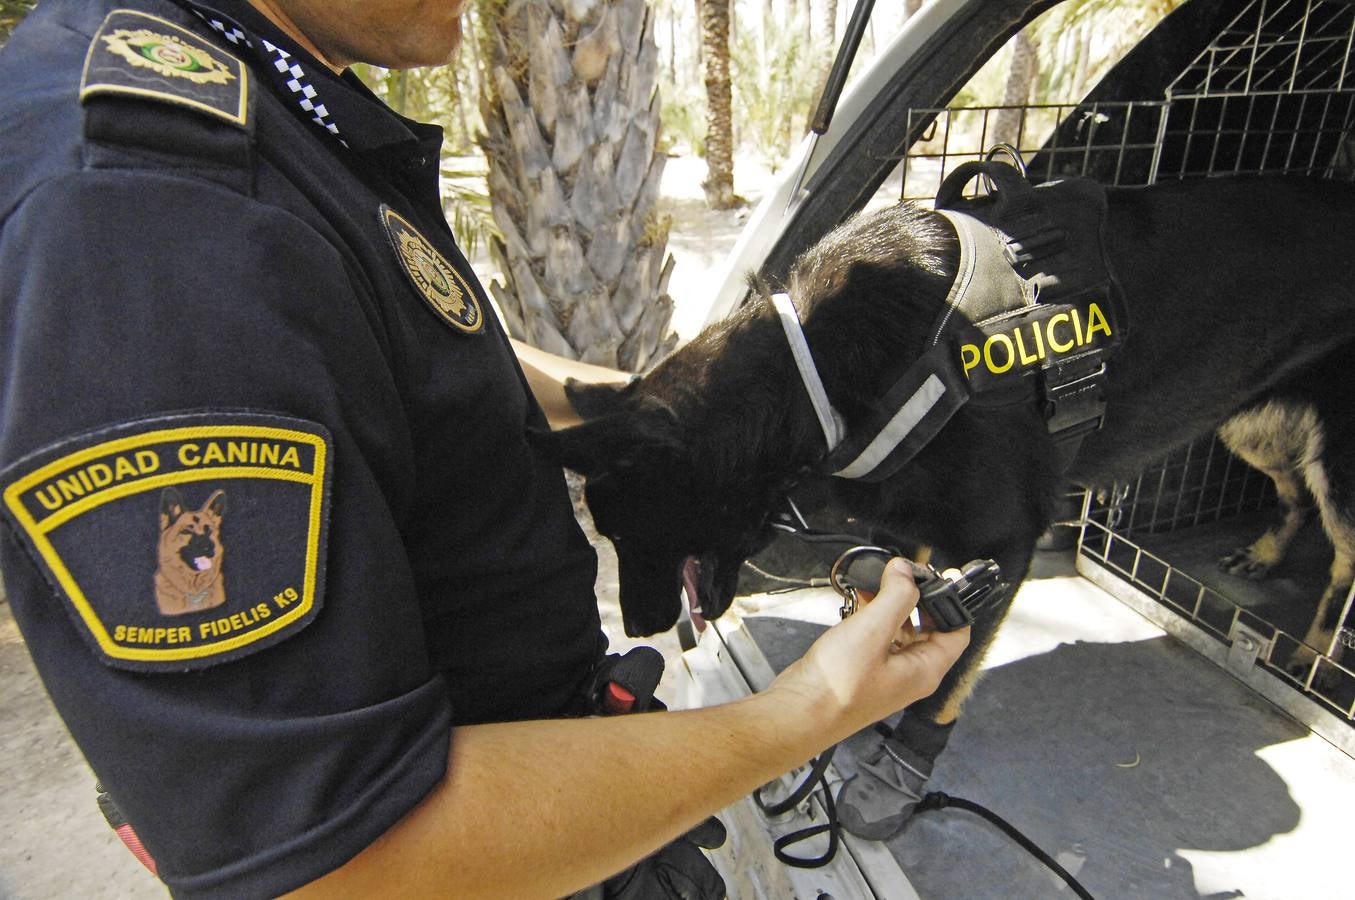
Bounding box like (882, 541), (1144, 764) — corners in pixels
(159, 487), (185, 531)
(564, 377), (637, 421)
(202, 489), (226, 519)
(543, 395), (685, 477)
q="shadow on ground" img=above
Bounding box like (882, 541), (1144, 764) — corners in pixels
(746, 605), (1308, 900)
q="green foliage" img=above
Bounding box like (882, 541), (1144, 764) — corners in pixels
(708, 0), (1186, 174)
(351, 5), (499, 256)
(1033, 0), (1187, 104)
(440, 156), (494, 259)
(921, 0), (1188, 163)
(653, 0), (704, 155)
(731, 11), (832, 170)
(0, 0), (36, 46)
(660, 77), (708, 156)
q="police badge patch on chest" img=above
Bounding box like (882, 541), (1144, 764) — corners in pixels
(380, 205), (484, 334)
(0, 412), (331, 672)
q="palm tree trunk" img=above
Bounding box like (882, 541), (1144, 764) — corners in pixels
(994, 30), (1039, 149)
(699, 0), (738, 209)
(479, 0), (677, 371)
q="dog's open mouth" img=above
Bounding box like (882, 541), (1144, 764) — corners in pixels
(680, 555), (707, 632)
(180, 534), (216, 573)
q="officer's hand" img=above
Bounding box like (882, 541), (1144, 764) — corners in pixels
(768, 559), (970, 739)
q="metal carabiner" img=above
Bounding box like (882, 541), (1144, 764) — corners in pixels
(836, 585), (859, 619)
(829, 545), (898, 619)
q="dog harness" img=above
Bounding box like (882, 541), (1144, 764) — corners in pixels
(780, 161), (1127, 481)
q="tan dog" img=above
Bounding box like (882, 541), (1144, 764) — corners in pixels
(153, 488), (227, 616)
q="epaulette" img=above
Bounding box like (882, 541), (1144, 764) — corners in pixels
(80, 8), (253, 133)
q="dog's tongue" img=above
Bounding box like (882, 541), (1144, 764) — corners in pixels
(681, 555), (707, 632)
(193, 556), (213, 572)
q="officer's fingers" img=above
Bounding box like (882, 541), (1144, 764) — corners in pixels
(894, 624), (971, 683)
(849, 559), (920, 636)
(927, 623), (972, 662)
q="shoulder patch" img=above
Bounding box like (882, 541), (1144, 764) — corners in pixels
(80, 9), (250, 129)
(1, 412), (330, 672)
(381, 205), (485, 335)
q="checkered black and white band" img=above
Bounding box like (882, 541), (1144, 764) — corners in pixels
(193, 11), (348, 148)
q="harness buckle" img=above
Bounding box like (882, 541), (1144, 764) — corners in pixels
(829, 546), (1004, 632)
(1044, 361), (1108, 432)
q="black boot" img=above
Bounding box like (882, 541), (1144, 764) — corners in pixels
(836, 715), (955, 840)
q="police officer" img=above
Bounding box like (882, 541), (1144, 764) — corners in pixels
(0, 0), (970, 896)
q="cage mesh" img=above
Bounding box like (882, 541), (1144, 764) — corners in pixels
(890, 0), (1355, 722)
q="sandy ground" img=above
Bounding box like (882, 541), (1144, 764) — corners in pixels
(657, 151), (778, 340)
(0, 151), (774, 899)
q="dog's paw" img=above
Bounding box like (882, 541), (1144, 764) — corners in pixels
(1283, 643), (1345, 691)
(1218, 547), (1275, 580)
(1285, 628), (1347, 690)
(1283, 645), (1317, 682)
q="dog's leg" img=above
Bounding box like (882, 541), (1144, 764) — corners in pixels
(1217, 405), (1315, 580)
(1222, 399), (1355, 679)
(908, 588), (1011, 724)
(1300, 553), (1354, 660)
(836, 565), (1023, 841)
(1291, 450), (1355, 678)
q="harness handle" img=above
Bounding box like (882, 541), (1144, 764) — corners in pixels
(935, 160), (1042, 225)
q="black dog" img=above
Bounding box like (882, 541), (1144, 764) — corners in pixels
(549, 174), (1355, 749)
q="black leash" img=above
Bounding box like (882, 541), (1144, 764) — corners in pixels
(752, 747), (841, 868)
(917, 792), (1096, 899)
(754, 755), (1097, 895)
(755, 501), (1097, 896)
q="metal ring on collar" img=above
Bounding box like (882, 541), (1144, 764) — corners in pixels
(828, 544), (899, 598)
(985, 141), (1029, 176)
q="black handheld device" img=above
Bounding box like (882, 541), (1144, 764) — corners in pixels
(830, 548), (1003, 631)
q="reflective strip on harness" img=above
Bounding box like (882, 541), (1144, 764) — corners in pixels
(832, 374), (943, 479)
(819, 205), (1020, 483)
(772, 292), (847, 452)
(825, 340), (973, 482)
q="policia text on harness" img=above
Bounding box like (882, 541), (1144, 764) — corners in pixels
(777, 159), (1128, 480)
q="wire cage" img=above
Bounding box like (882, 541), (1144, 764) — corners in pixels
(889, 0), (1355, 730)
(898, 0), (1355, 202)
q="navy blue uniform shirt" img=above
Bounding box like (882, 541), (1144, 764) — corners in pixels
(0, 0), (607, 895)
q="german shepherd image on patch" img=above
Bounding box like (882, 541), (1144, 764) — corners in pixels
(545, 172), (1355, 790)
(154, 487), (227, 616)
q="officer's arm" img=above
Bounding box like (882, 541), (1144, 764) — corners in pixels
(289, 562), (969, 899)
(511, 338), (633, 429)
